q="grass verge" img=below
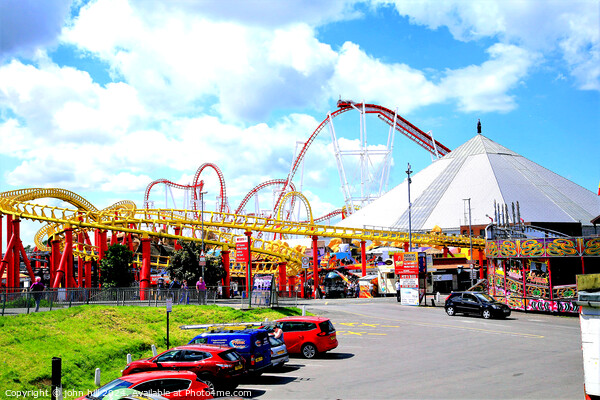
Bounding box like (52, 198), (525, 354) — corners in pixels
(0, 305), (302, 399)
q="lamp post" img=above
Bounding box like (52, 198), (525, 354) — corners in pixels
(463, 198), (473, 286)
(200, 191), (207, 277)
(406, 163), (412, 251)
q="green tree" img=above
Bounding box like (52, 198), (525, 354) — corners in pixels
(99, 244), (135, 288)
(167, 241), (225, 286)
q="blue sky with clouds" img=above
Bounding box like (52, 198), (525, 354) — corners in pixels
(0, 0), (598, 245)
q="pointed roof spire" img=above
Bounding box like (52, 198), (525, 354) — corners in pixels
(477, 119), (482, 134)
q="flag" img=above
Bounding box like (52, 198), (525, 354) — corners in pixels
(598, 180), (600, 195)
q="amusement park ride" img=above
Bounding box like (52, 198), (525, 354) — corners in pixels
(0, 101), (484, 298)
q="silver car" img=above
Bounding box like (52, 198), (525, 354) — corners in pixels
(268, 336), (289, 368)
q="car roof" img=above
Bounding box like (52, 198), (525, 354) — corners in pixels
(121, 370), (197, 383)
(276, 316), (330, 322)
(170, 343), (233, 352)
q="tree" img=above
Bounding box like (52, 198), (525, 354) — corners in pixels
(167, 241), (225, 286)
(99, 244), (135, 288)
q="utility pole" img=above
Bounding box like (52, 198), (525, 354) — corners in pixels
(463, 198), (473, 286)
(406, 163), (413, 251)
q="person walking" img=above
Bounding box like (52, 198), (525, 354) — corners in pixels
(30, 277), (45, 312)
(395, 279), (401, 302)
(179, 279), (189, 304)
(196, 277), (207, 305)
(157, 274), (165, 300)
(169, 278), (181, 301)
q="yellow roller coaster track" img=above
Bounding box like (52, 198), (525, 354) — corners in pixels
(0, 189), (485, 277)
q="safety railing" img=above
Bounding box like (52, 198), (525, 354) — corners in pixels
(0, 286), (301, 315)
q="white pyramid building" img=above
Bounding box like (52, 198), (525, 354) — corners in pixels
(336, 134), (599, 232)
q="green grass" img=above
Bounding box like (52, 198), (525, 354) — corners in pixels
(0, 305), (302, 399)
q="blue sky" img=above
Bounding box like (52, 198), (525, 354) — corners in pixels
(0, 0), (599, 246)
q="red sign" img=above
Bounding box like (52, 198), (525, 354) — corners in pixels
(235, 236), (249, 263)
(394, 252), (419, 275)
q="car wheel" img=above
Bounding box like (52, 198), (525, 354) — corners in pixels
(198, 374), (216, 394)
(482, 309), (492, 319)
(301, 343), (317, 359)
(446, 306), (456, 316)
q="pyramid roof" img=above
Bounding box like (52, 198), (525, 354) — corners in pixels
(336, 134), (599, 231)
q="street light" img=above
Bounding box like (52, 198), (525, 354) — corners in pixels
(406, 163), (412, 251)
(463, 198), (473, 286)
(199, 191), (207, 277)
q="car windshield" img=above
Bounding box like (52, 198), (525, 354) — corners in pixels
(219, 349), (241, 361)
(87, 379), (132, 399)
(318, 320), (335, 334)
(474, 293), (496, 303)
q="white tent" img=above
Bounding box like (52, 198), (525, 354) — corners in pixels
(337, 134), (599, 231)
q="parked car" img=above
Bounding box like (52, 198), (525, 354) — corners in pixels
(76, 370), (211, 400)
(121, 344), (245, 392)
(268, 335), (289, 368)
(445, 291), (511, 319)
(188, 329), (272, 374)
(273, 316), (338, 358)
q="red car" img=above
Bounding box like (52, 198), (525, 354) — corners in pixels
(274, 316), (338, 358)
(121, 344), (245, 392)
(76, 370), (211, 400)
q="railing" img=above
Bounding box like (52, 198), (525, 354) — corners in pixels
(0, 286), (300, 315)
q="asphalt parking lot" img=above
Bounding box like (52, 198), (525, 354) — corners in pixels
(236, 298), (584, 400)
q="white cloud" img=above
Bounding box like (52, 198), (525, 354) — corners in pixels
(377, 0), (599, 91)
(440, 43), (539, 112)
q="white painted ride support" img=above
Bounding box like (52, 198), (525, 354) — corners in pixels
(579, 292), (600, 397)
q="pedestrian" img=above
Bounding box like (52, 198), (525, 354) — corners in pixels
(157, 274), (165, 300)
(179, 280), (189, 304)
(196, 277), (207, 305)
(395, 279), (401, 302)
(169, 278), (181, 300)
(30, 277), (45, 312)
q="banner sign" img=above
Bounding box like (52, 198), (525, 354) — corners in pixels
(486, 237), (600, 258)
(394, 252), (419, 274)
(235, 236), (249, 263)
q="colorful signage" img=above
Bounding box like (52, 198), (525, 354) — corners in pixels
(486, 237), (600, 258)
(235, 236), (249, 263)
(394, 252), (419, 274)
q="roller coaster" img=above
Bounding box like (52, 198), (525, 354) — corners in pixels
(0, 101), (485, 298)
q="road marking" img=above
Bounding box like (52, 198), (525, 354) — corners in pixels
(339, 322), (358, 327)
(346, 331), (366, 336)
(367, 333), (387, 336)
(359, 323), (379, 328)
(381, 325), (400, 328)
(335, 310), (545, 339)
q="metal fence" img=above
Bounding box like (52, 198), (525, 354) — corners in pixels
(0, 286), (298, 315)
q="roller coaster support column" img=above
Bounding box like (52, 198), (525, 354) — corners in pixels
(11, 218), (34, 286)
(174, 226), (182, 251)
(0, 214), (2, 283)
(361, 240), (366, 277)
(222, 247), (230, 299)
(140, 234), (151, 300)
(52, 225), (74, 288)
(77, 230), (84, 287)
(299, 272), (305, 298)
(245, 231), (252, 297)
(5, 214), (14, 289)
(50, 236), (61, 285)
(312, 235), (319, 299)
(278, 263), (287, 295)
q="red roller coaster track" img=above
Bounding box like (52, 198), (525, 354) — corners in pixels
(273, 100), (451, 213)
(144, 179), (204, 209)
(192, 163), (227, 214)
(235, 179), (297, 216)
